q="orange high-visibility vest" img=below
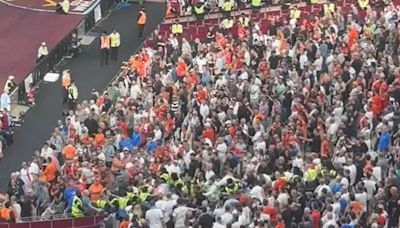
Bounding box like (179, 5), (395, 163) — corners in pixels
(100, 36), (110, 49)
(138, 11), (146, 25)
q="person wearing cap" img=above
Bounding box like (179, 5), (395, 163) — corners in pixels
(37, 42), (48, 62)
(137, 7), (147, 38)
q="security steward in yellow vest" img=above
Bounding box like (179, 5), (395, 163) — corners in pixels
(194, 2), (205, 19)
(323, 2), (335, 16)
(71, 193), (84, 217)
(109, 29), (120, 63)
(221, 16), (234, 34)
(289, 6), (301, 20)
(222, 0), (233, 17)
(171, 20), (183, 36)
(90, 197), (114, 214)
(221, 178), (240, 196)
(160, 170), (172, 185)
(358, 0), (368, 10)
(251, 0), (261, 11)
(238, 13), (250, 28)
(67, 80), (78, 111)
(138, 186), (150, 203)
(304, 166), (319, 190)
(110, 194), (132, 220)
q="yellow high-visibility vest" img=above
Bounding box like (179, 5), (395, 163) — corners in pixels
(138, 192), (148, 202)
(305, 168), (318, 181)
(109, 32), (120, 47)
(239, 17), (250, 27)
(194, 5), (205, 14)
(171, 24), (183, 34)
(71, 196), (84, 217)
(323, 3), (335, 15)
(222, 19), (233, 29)
(358, 0), (368, 9)
(223, 1), (233, 11)
(252, 0), (261, 7)
(290, 9), (301, 19)
(117, 197), (129, 209)
(96, 199), (107, 209)
(310, 0), (318, 4)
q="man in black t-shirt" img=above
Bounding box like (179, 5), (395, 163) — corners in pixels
(197, 207), (215, 228)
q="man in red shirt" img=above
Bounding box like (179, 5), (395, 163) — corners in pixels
(202, 123), (215, 141)
(311, 203), (321, 228)
(262, 199), (277, 224)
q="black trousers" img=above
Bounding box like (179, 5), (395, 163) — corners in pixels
(100, 48), (109, 66)
(67, 99), (76, 111)
(138, 24), (144, 37)
(110, 47), (119, 62)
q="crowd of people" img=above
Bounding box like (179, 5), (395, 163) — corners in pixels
(1, 0), (400, 227)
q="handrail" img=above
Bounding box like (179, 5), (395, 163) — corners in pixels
(164, 0), (313, 24)
(0, 215), (104, 228)
(11, 0), (119, 105)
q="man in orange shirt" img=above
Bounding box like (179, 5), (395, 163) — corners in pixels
(63, 140), (76, 161)
(43, 157), (57, 182)
(94, 128), (105, 147)
(88, 176), (104, 201)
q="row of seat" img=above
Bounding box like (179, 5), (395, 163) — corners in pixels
(151, 0), (353, 43)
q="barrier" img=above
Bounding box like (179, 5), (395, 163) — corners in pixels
(0, 215), (104, 228)
(12, 0), (119, 105)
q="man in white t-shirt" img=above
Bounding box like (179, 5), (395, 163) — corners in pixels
(145, 206), (165, 228)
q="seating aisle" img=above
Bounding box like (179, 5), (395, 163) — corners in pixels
(0, 2), (166, 192)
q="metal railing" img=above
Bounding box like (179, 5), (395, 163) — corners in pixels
(12, 0), (120, 105)
(0, 215), (104, 228)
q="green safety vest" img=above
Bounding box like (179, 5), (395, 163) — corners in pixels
(173, 179), (185, 189)
(171, 24), (183, 34)
(252, 0), (261, 7)
(310, 0), (318, 4)
(358, 0), (368, 9)
(222, 19), (233, 29)
(118, 197), (129, 209)
(194, 5), (204, 14)
(96, 199), (107, 209)
(305, 169), (318, 181)
(68, 85), (78, 100)
(239, 17), (250, 27)
(71, 196), (84, 217)
(223, 1), (233, 11)
(138, 192), (149, 203)
(224, 183), (239, 194)
(160, 173), (172, 184)
(127, 192), (136, 201)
